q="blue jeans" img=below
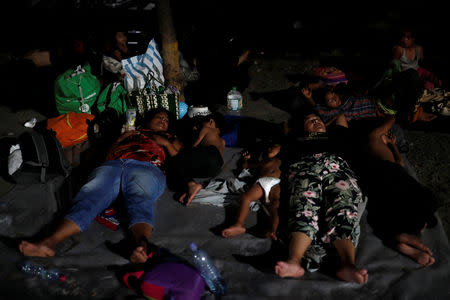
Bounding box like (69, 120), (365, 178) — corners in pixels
(66, 159), (166, 231)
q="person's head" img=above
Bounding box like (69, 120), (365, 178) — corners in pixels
(190, 110), (226, 133)
(400, 30), (415, 48)
(191, 115), (217, 131)
(303, 113), (326, 134)
(143, 108), (176, 133)
(115, 31), (127, 45)
(323, 88), (342, 109)
(298, 107), (326, 134)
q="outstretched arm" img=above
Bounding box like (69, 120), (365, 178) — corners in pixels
(301, 87), (316, 107)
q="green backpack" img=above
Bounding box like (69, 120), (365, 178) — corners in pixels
(95, 82), (128, 116)
(54, 63), (101, 114)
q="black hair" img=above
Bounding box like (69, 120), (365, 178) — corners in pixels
(189, 111), (228, 134)
(141, 107), (176, 133)
(297, 106), (322, 123)
(285, 107), (322, 138)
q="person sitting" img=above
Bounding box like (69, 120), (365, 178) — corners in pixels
(18, 108), (182, 264)
(274, 108), (368, 284)
(109, 30), (131, 62)
(392, 29), (442, 91)
(372, 29), (439, 124)
(166, 112), (226, 206)
(354, 115), (438, 267)
(222, 140), (282, 240)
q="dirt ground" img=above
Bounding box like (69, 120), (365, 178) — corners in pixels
(243, 55), (450, 241)
(403, 130), (450, 240)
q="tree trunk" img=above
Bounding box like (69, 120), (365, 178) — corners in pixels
(156, 0), (185, 102)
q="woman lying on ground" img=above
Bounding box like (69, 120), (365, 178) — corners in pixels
(19, 108), (182, 264)
(275, 108), (368, 284)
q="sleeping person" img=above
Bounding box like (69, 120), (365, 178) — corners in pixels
(222, 139), (282, 240)
(166, 113), (225, 206)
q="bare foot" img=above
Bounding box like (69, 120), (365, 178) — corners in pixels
(222, 225), (246, 238)
(179, 182), (202, 206)
(395, 232), (434, 267)
(417, 111), (437, 122)
(336, 265), (369, 284)
(397, 242), (435, 266)
(274, 260), (305, 278)
(130, 246), (148, 264)
(19, 241), (55, 257)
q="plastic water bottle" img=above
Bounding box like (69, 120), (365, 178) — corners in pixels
(227, 86), (242, 115)
(18, 260), (66, 282)
(189, 242), (227, 296)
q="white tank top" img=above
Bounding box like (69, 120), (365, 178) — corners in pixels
(399, 46), (420, 71)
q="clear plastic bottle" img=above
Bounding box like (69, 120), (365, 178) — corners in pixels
(227, 86), (242, 114)
(18, 260), (66, 282)
(189, 242), (227, 296)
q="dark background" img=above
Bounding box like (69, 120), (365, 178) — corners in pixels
(2, 1), (449, 86)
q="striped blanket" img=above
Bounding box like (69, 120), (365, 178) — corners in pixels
(315, 96), (377, 123)
(121, 39), (165, 92)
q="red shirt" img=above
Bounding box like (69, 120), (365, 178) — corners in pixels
(105, 129), (169, 168)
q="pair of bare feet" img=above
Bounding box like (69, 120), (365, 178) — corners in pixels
(395, 233), (435, 266)
(19, 240), (149, 264)
(274, 259), (369, 284)
(178, 181), (202, 206)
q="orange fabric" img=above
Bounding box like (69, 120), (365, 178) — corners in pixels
(47, 112), (95, 148)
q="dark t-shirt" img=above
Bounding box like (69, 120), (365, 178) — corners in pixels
(281, 125), (355, 171)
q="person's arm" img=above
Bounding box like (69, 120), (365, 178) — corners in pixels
(301, 87), (316, 107)
(192, 128), (207, 147)
(334, 113), (348, 128)
(385, 133), (405, 167)
(417, 45), (424, 61)
(240, 154), (261, 170)
(113, 49), (123, 61)
(152, 134), (181, 157)
(392, 45), (402, 60)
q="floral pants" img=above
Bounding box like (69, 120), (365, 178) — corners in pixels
(287, 152), (365, 271)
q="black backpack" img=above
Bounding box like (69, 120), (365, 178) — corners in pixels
(10, 129), (72, 184)
(0, 128), (73, 239)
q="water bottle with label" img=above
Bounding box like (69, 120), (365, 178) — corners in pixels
(227, 86), (242, 115)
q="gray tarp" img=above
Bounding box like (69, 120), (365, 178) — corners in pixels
(0, 106), (449, 300)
